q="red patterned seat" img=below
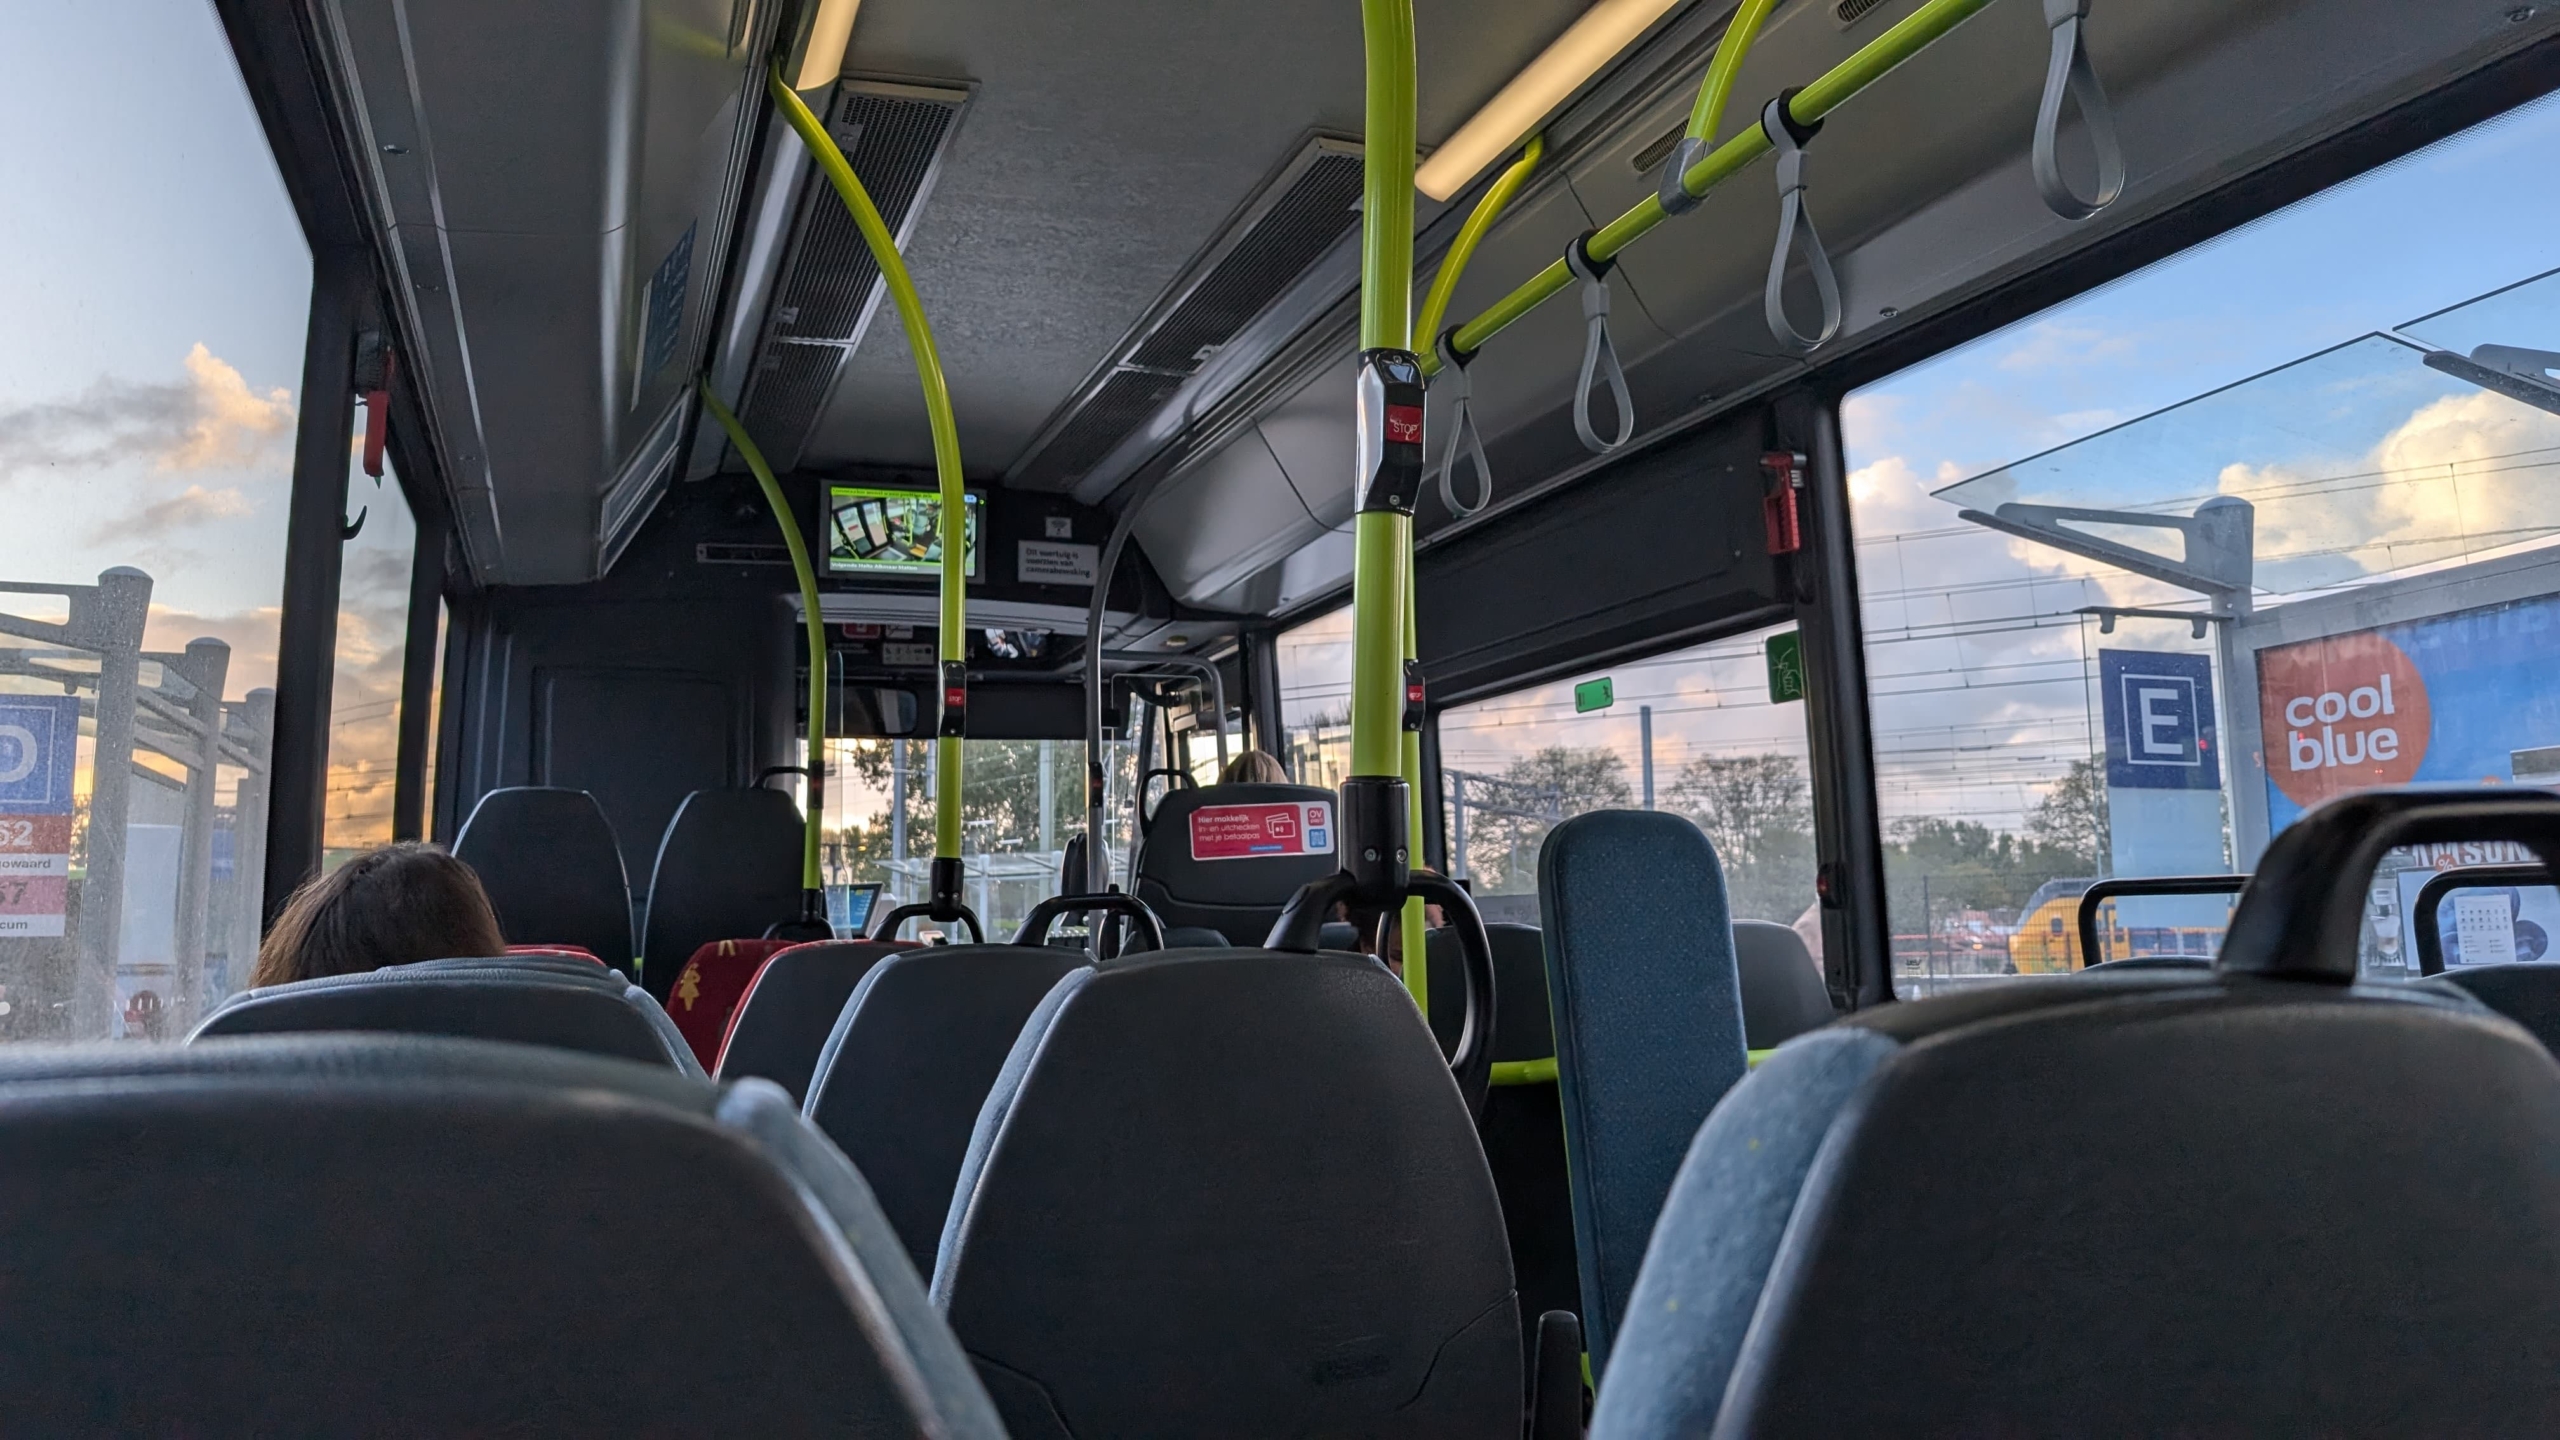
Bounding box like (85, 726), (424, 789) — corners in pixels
(663, 939), (794, 1069)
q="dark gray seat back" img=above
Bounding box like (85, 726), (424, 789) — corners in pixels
(193, 968), (700, 1075)
(1429, 922), (1577, 1373)
(640, 788), (803, 1001)
(1731, 920), (1834, 1048)
(1132, 783), (1341, 944)
(1536, 809), (1748, 1374)
(803, 942), (1087, 1272)
(934, 948), (1520, 1439)
(0, 1035), (1002, 1436)
(716, 938), (908, 1105)
(451, 787), (632, 972)
(2433, 961), (2560, 1056)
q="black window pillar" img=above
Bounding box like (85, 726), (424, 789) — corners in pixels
(1779, 391), (1891, 1009)
(262, 250), (364, 920)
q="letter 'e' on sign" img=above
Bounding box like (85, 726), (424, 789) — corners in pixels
(2098, 649), (2220, 792)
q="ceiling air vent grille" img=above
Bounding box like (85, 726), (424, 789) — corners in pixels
(1834, 0), (1891, 26)
(1008, 135), (1363, 492)
(737, 78), (969, 469)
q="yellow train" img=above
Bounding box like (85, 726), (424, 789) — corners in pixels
(2008, 879), (2226, 973)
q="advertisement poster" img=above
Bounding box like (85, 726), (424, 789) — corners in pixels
(2256, 590), (2560, 833)
(0, 695), (79, 940)
(1188, 801), (1335, 862)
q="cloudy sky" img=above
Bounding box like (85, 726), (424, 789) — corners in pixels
(1, 1), (416, 844)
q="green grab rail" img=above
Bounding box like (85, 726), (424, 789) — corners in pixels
(1681, 0), (1780, 155)
(1416, 134), (1544, 353)
(1490, 1048), (1775, 1087)
(1427, 0), (1997, 375)
(700, 381), (828, 895)
(769, 66), (972, 875)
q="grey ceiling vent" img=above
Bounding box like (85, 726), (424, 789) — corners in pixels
(1833, 0), (1891, 26)
(738, 77), (970, 470)
(1007, 134), (1364, 492)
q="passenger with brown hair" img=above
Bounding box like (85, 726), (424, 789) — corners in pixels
(1218, 749), (1290, 785)
(249, 842), (509, 988)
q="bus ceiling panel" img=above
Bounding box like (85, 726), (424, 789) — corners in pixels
(1827, 0), (2550, 361)
(314, 0), (777, 585)
(1130, 426), (1328, 608)
(1195, 525), (1362, 620)
(1416, 406), (1786, 706)
(726, 79), (974, 475)
(772, 0), (1587, 486)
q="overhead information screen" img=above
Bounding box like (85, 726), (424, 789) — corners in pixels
(826, 485), (982, 578)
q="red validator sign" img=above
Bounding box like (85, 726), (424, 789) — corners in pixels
(1188, 801), (1336, 862)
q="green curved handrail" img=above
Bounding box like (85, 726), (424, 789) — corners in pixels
(699, 382), (828, 893)
(1426, 0), (1997, 375)
(769, 66), (970, 872)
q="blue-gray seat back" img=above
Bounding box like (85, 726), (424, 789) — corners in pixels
(1593, 970), (2560, 1436)
(451, 787), (632, 973)
(934, 948), (1521, 1439)
(640, 788), (803, 1002)
(1536, 809), (1748, 1373)
(193, 968), (701, 1076)
(1732, 919), (1835, 1048)
(0, 1035), (1002, 1436)
(1133, 783), (1341, 944)
(716, 938), (907, 1105)
(803, 942), (1086, 1273)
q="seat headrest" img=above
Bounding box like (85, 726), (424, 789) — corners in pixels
(714, 939), (909, 1105)
(641, 789), (806, 1001)
(1133, 784), (1342, 945)
(193, 968), (699, 1074)
(451, 787), (632, 970)
(1707, 975), (2560, 1432)
(0, 1035), (1003, 1436)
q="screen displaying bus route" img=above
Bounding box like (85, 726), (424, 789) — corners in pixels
(825, 485), (982, 578)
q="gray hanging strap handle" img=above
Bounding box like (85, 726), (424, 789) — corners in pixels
(2032, 0), (2124, 221)
(1761, 91), (1841, 353)
(1566, 233), (1634, 455)
(1433, 328), (1493, 517)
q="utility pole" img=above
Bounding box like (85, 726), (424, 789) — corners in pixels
(1640, 704), (1654, 810)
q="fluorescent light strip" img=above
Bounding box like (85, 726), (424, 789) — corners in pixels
(1416, 0), (1689, 201)
(793, 0), (864, 91)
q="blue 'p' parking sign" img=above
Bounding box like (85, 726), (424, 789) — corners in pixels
(2101, 650), (2220, 792)
(0, 696), (79, 815)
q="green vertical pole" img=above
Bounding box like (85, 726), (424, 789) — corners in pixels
(1350, 0), (1415, 784)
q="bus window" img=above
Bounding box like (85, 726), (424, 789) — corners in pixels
(1277, 607), (1353, 790)
(322, 467), (421, 866)
(1437, 623), (1817, 940)
(1847, 91), (2560, 990)
(816, 734), (1134, 938)
(0, 5), (310, 1039)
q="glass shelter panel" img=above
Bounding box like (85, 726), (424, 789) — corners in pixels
(1847, 91), (2560, 990)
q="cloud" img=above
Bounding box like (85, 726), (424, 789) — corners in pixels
(0, 344), (294, 480)
(1995, 321), (2137, 374)
(97, 483), (252, 543)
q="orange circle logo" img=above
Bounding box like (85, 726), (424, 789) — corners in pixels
(2258, 629), (2430, 808)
